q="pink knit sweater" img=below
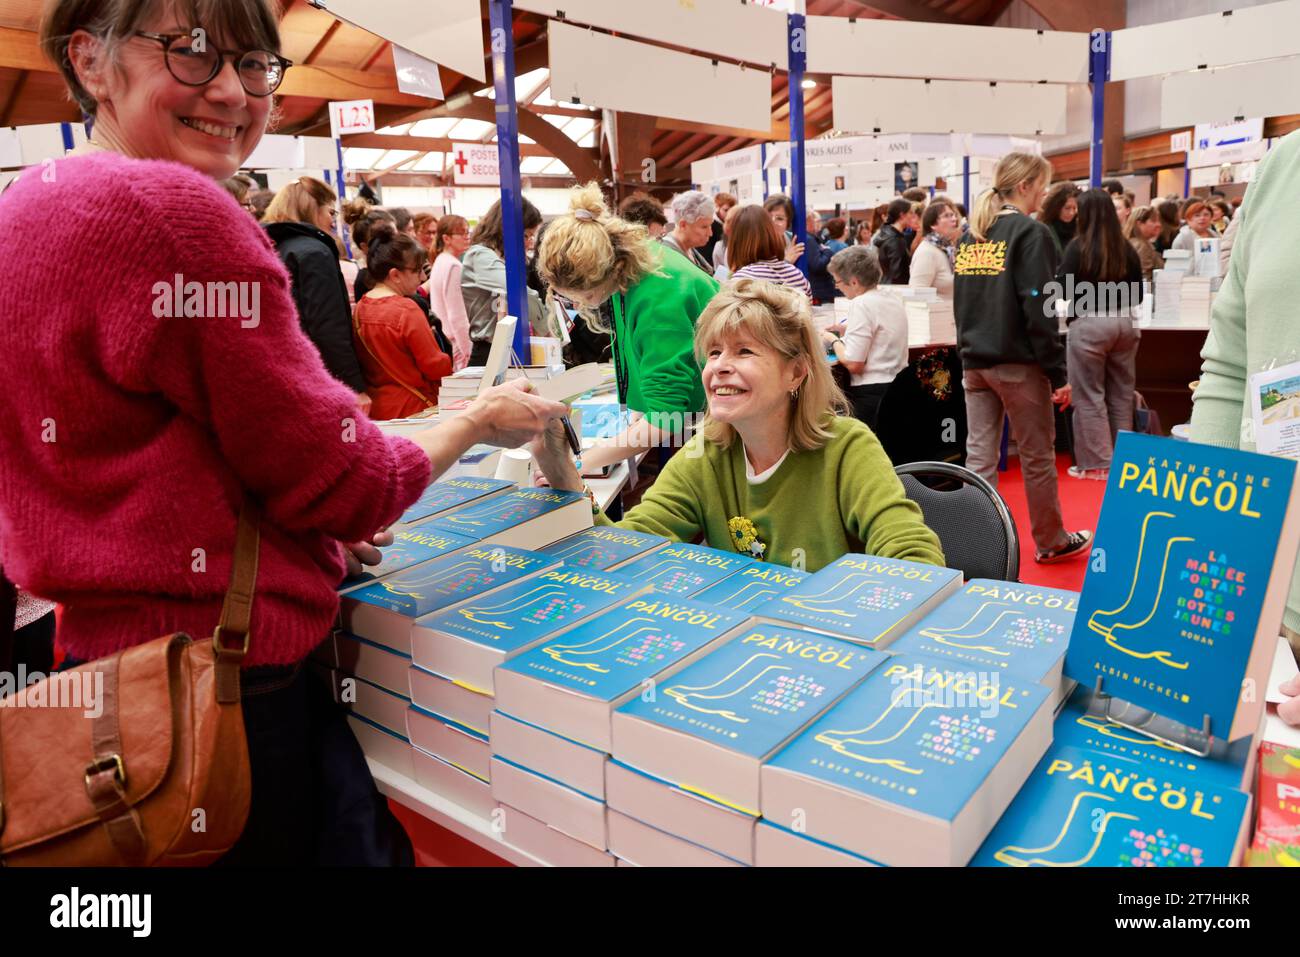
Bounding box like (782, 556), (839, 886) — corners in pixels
(0, 152), (432, 666)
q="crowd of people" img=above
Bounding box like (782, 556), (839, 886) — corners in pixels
(224, 156), (1241, 566)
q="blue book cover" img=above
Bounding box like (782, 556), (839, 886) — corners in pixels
(398, 477), (514, 526)
(756, 553), (961, 647)
(345, 545), (557, 618)
(970, 744), (1249, 867)
(765, 654), (1051, 822)
(536, 526), (667, 571)
(499, 595), (747, 701)
(1063, 432), (1300, 739)
(614, 542), (756, 597)
(1053, 685), (1252, 793)
(890, 580), (1078, 685)
(428, 487), (587, 541)
(419, 566), (643, 654)
(618, 626), (883, 758)
(692, 565), (809, 612)
(339, 526), (477, 591)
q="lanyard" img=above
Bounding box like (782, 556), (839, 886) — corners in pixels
(612, 291), (630, 410)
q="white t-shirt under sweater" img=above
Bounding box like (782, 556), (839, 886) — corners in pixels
(840, 289), (908, 387)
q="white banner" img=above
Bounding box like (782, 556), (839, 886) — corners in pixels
(548, 22), (772, 133)
(329, 99), (376, 139)
(0, 128), (21, 169)
(714, 145), (764, 178)
(315, 0), (485, 81)
(1187, 140), (1267, 170)
(1193, 118), (1264, 151)
(834, 76), (1067, 136)
(450, 142), (500, 185)
(515, 0), (786, 68)
(393, 46), (445, 101)
(808, 15), (1088, 84)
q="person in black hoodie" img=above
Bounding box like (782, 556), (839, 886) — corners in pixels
(953, 152), (1091, 565)
(872, 198), (919, 285)
(263, 177), (370, 413)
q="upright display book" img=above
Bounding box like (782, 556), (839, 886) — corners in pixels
(1245, 742), (1300, 867)
(1054, 685), (1255, 792)
(755, 553), (962, 647)
(396, 477), (515, 527)
(493, 596), (750, 751)
(536, 526), (668, 571)
(612, 626), (885, 813)
(1063, 433), (1300, 741)
(760, 654), (1053, 866)
(337, 526), (477, 593)
(614, 542), (756, 598)
(692, 565), (809, 612)
(970, 744), (1251, 867)
(424, 486), (592, 551)
(340, 546), (559, 653)
(411, 566), (647, 693)
(891, 580), (1077, 703)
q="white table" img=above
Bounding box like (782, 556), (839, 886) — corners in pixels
(368, 758), (547, 867)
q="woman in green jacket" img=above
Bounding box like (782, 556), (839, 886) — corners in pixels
(537, 183), (720, 472)
(1190, 128), (1300, 723)
(531, 278), (945, 572)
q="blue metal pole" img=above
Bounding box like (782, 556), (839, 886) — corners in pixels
(760, 143), (769, 200)
(490, 0), (531, 365)
(787, 12), (808, 276)
(59, 122), (74, 152)
(1088, 30), (1111, 188)
(962, 155), (971, 211)
(335, 137), (353, 258)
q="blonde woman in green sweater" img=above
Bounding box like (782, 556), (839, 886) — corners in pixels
(538, 182), (719, 474)
(1191, 129), (1300, 723)
(532, 279), (945, 572)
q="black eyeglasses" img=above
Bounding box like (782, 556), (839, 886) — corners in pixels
(134, 32), (292, 97)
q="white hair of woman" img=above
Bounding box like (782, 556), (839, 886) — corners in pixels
(670, 190), (715, 225)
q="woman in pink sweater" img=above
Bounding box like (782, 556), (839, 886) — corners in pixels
(4, 0), (565, 865)
(425, 214), (473, 370)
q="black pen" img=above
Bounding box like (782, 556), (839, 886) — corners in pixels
(561, 416), (582, 456)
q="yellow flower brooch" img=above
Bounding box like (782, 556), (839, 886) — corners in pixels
(728, 516), (767, 559)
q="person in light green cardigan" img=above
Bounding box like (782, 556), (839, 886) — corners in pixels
(532, 278), (945, 572)
(537, 182), (720, 474)
(1190, 128), (1300, 723)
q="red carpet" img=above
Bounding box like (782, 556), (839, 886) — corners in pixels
(995, 453), (1106, 592)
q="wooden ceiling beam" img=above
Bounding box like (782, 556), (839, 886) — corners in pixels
(838, 0), (957, 23)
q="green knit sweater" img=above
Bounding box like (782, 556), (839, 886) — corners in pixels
(600, 415), (945, 572)
(612, 245), (719, 425)
(1191, 128), (1300, 634)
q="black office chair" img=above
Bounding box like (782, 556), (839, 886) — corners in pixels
(894, 461), (1020, 582)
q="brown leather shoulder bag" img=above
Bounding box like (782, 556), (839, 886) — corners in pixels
(0, 501), (260, 866)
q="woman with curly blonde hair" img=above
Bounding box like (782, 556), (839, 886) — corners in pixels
(531, 279), (944, 571)
(537, 182), (720, 471)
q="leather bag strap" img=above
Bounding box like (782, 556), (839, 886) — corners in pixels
(84, 653), (147, 864)
(213, 497), (261, 704)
